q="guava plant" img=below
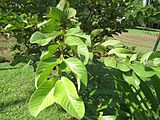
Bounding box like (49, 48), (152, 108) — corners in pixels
(29, 0), (91, 119)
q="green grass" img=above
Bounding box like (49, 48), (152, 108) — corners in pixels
(0, 63), (74, 120)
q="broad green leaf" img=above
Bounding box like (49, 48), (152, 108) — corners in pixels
(123, 72), (140, 88)
(117, 59), (130, 72)
(64, 58), (88, 90)
(41, 19), (61, 33)
(49, 7), (63, 21)
(40, 44), (59, 60)
(56, 0), (66, 11)
(101, 40), (122, 47)
(35, 58), (62, 88)
(64, 8), (76, 19)
(65, 36), (89, 65)
(104, 57), (117, 68)
(54, 77), (85, 119)
(29, 77), (57, 117)
(30, 31), (64, 46)
(108, 48), (132, 58)
(66, 28), (91, 47)
(132, 63), (155, 78)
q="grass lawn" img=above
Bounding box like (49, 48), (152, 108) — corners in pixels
(0, 63), (74, 120)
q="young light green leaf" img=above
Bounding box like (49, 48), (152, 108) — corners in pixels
(64, 8), (76, 19)
(130, 54), (138, 62)
(104, 57), (117, 68)
(64, 58), (88, 90)
(65, 36), (89, 65)
(35, 58), (62, 88)
(56, 0), (66, 11)
(30, 31), (64, 46)
(54, 77), (85, 119)
(29, 77), (58, 117)
(108, 48), (133, 58)
(99, 115), (117, 120)
(101, 40), (122, 47)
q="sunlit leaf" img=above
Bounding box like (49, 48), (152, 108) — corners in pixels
(35, 58), (62, 87)
(29, 77), (57, 117)
(64, 58), (88, 90)
(54, 77), (85, 119)
(65, 36), (89, 65)
(30, 31), (64, 46)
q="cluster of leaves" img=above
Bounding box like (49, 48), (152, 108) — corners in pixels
(101, 40), (160, 119)
(28, 0), (91, 119)
(0, 0), (58, 64)
(125, 1), (160, 27)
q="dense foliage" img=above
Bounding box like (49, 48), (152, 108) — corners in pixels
(1, 0), (160, 120)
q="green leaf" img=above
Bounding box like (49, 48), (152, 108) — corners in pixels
(141, 51), (160, 63)
(64, 8), (76, 19)
(49, 7), (63, 21)
(140, 51), (152, 63)
(130, 54), (138, 62)
(117, 59), (130, 72)
(40, 44), (59, 60)
(153, 58), (160, 66)
(29, 77), (58, 117)
(41, 19), (61, 33)
(101, 40), (122, 47)
(99, 115), (117, 120)
(108, 48), (132, 58)
(123, 72), (140, 88)
(65, 36), (89, 65)
(66, 28), (91, 47)
(30, 31), (64, 46)
(54, 77), (85, 119)
(132, 63), (155, 78)
(64, 58), (88, 90)
(56, 0), (66, 11)
(35, 58), (62, 88)
(104, 57), (117, 68)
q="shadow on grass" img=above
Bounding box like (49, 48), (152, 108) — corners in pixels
(0, 67), (22, 71)
(0, 97), (28, 111)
